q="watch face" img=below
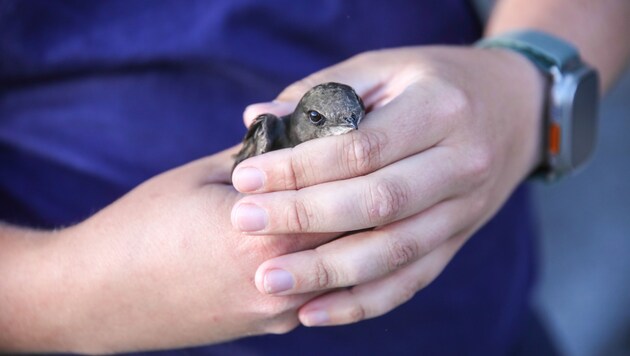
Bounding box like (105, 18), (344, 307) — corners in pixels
(571, 69), (599, 169)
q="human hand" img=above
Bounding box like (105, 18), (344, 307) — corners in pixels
(231, 46), (545, 326)
(2, 147), (335, 354)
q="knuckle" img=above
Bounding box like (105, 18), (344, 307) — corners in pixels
(463, 147), (493, 186)
(425, 77), (473, 134)
(289, 148), (317, 189)
(346, 303), (367, 323)
(343, 130), (387, 176)
(436, 78), (473, 119)
(278, 155), (299, 190)
(286, 196), (313, 232)
(384, 233), (420, 271)
(364, 178), (409, 225)
(313, 256), (337, 289)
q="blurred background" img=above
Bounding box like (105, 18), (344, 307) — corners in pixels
(532, 67), (630, 355)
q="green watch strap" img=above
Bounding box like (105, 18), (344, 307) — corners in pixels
(476, 30), (581, 72)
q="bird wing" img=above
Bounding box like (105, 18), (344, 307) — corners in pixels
(233, 114), (286, 170)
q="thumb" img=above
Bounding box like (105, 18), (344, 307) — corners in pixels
(242, 73), (321, 127)
(242, 75), (322, 127)
(243, 101), (295, 128)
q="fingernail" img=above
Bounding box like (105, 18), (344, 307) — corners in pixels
(233, 203), (268, 232)
(302, 310), (330, 326)
(233, 167), (264, 192)
(264, 269), (294, 294)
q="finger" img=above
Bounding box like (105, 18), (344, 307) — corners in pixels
(297, 231), (469, 327)
(243, 101), (294, 128)
(232, 143), (479, 234)
(253, 195), (480, 295)
(242, 53), (389, 127)
(233, 79), (466, 193)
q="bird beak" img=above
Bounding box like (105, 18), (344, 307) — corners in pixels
(344, 115), (360, 130)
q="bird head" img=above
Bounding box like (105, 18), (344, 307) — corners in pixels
(291, 82), (365, 142)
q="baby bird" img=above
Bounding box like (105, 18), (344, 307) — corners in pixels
(233, 82), (365, 170)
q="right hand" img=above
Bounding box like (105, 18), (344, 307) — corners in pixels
(1, 147), (333, 354)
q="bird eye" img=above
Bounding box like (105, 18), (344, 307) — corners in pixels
(307, 110), (325, 125)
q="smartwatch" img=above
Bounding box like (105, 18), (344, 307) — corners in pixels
(476, 30), (600, 181)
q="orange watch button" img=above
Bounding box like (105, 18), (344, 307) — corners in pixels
(549, 123), (561, 155)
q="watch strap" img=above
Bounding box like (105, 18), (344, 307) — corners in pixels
(476, 30), (581, 72)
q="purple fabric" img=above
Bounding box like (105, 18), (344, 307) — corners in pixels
(0, 1), (535, 354)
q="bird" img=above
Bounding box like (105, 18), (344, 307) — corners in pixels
(233, 82), (365, 170)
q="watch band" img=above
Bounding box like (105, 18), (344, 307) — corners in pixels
(476, 30), (580, 72)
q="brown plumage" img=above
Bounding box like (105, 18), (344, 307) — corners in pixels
(233, 82), (365, 171)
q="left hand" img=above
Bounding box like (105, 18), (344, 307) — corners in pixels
(230, 46), (545, 327)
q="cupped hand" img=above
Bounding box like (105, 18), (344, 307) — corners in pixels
(231, 46), (545, 326)
(21, 147), (336, 354)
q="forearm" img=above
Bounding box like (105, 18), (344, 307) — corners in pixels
(0, 224), (74, 352)
(487, 0), (630, 92)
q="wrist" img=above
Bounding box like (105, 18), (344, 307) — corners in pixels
(0, 226), (76, 352)
(465, 45), (547, 181)
(477, 30), (600, 181)
(484, 46), (547, 176)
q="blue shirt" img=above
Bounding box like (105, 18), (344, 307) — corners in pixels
(0, 1), (535, 354)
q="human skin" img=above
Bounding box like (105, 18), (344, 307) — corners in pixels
(232, 0), (630, 327)
(1, 0), (630, 353)
(0, 148), (337, 353)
